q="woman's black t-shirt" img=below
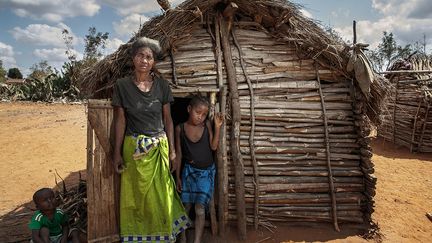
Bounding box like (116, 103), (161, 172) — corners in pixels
(112, 75), (173, 136)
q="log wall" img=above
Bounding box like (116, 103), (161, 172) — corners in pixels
(379, 75), (432, 152)
(156, 21), (376, 229)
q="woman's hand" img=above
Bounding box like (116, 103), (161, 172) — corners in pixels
(169, 151), (177, 172)
(169, 150), (176, 162)
(214, 112), (224, 128)
(176, 178), (182, 193)
(113, 152), (125, 174)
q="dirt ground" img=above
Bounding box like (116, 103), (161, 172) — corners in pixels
(0, 102), (431, 242)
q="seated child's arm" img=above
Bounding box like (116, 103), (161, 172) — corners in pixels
(31, 229), (45, 243)
(174, 125), (183, 192)
(60, 223), (69, 243)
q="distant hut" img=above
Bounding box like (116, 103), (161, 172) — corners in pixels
(79, 0), (386, 241)
(379, 55), (432, 152)
(5, 78), (28, 85)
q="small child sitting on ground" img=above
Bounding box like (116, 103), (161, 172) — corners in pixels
(28, 188), (79, 243)
(175, 95), (224, 243)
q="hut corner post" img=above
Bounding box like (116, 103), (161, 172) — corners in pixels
(219, 11), (247, 240)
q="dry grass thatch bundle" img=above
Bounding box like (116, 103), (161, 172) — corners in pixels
(80, 0), (348, 93)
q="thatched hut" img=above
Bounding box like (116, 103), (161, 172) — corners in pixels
(379, 55), (432, 152)
(80, 0), (384, 241)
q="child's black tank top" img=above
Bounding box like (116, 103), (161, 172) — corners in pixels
(180, 123), (214, 169)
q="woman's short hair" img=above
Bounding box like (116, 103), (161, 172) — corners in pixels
(130, 37), (162, 60)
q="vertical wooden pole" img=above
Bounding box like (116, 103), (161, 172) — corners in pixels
(352, 20), (357, 45)
(418, 104), (430, 151)
(217, 86), (228, 235)
(220, 13), (247, 240)
(231, 27), (259, 230)
(215, 15), (223, 88)
(410, 100), (422, 152)
(86, 120), (94, 241)
(315, 63), (340, 232)
(392, 79), (399, 143)
(209, 92), (217, 121)
(209, 92), (218, 235)
(170, 48), (178, 86)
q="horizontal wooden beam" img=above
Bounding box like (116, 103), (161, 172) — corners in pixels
(379, 70), (432, 74)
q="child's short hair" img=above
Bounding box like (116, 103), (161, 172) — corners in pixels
(189, 94), (210, 108)
(33, 188), (53, 204)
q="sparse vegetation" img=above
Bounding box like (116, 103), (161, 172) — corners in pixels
(0, 26), (109, 102)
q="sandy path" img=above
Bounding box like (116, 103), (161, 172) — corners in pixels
(0, 102), (87, 215)
(371, 139), (432, 242)
(0, 102), (431, 242)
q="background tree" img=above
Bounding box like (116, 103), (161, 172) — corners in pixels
(367, 31), (412, 72)
(28, 60), (53, 81)
(7, 67), (23, 79)
(84, 27), (109, 61)
(62, 29), (77, 63)
(0, 60), (7, 83)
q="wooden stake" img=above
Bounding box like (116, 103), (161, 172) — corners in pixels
(352, 20), (357, 44)
(220, 13), (247, 240)
(392, 79), (399, 143)
(217, 86), (228, 235)
(410, 100), (422, 152)
(418, 104), (430, 151)
(232, 26), (260, 230)
(315, 62), (340, 232)
(215, 15), (223, 88)
(170, 47), (178, 86)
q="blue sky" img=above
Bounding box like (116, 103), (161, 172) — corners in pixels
(0, 0), (431, 75)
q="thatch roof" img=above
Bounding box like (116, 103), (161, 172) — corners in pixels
(79, 0), (353, 96)
(387, 54), (432, 80)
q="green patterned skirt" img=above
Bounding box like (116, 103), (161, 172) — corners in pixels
(120, 134), (190, 242)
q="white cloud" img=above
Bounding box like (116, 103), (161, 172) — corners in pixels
(113, 14), (149, 37)
(334, 0), (432, 49)
(330, 8), (351, 19)
(0, 0), (100, 21)
(104, 38), (125, 55)
(101, 0), (183, 16)
(33, 48), (83, 70)
(10, 23), (79, 47)
(0, 42), (17, 68)
(300, 9), (312, 19)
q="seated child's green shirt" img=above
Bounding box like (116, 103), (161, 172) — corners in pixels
(28, 208), (68, 236)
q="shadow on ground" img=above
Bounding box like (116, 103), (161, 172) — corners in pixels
(1, 165), (382, 243)
(371, 137), (432, 162)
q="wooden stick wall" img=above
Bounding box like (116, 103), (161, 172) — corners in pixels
(379, 76), (432, 152)
(156, 18), (375, 234)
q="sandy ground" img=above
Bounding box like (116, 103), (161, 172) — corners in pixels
(0, 102), (431, 242)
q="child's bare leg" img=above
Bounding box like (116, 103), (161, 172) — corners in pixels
(40, 227), (50, 243)
(180, 203), (192, 243)
(194, 203), (205, 243)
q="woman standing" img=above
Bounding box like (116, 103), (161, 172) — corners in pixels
(112, 37), (190, 242)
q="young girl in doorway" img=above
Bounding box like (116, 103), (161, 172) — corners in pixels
(175, 95), (224, 243)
